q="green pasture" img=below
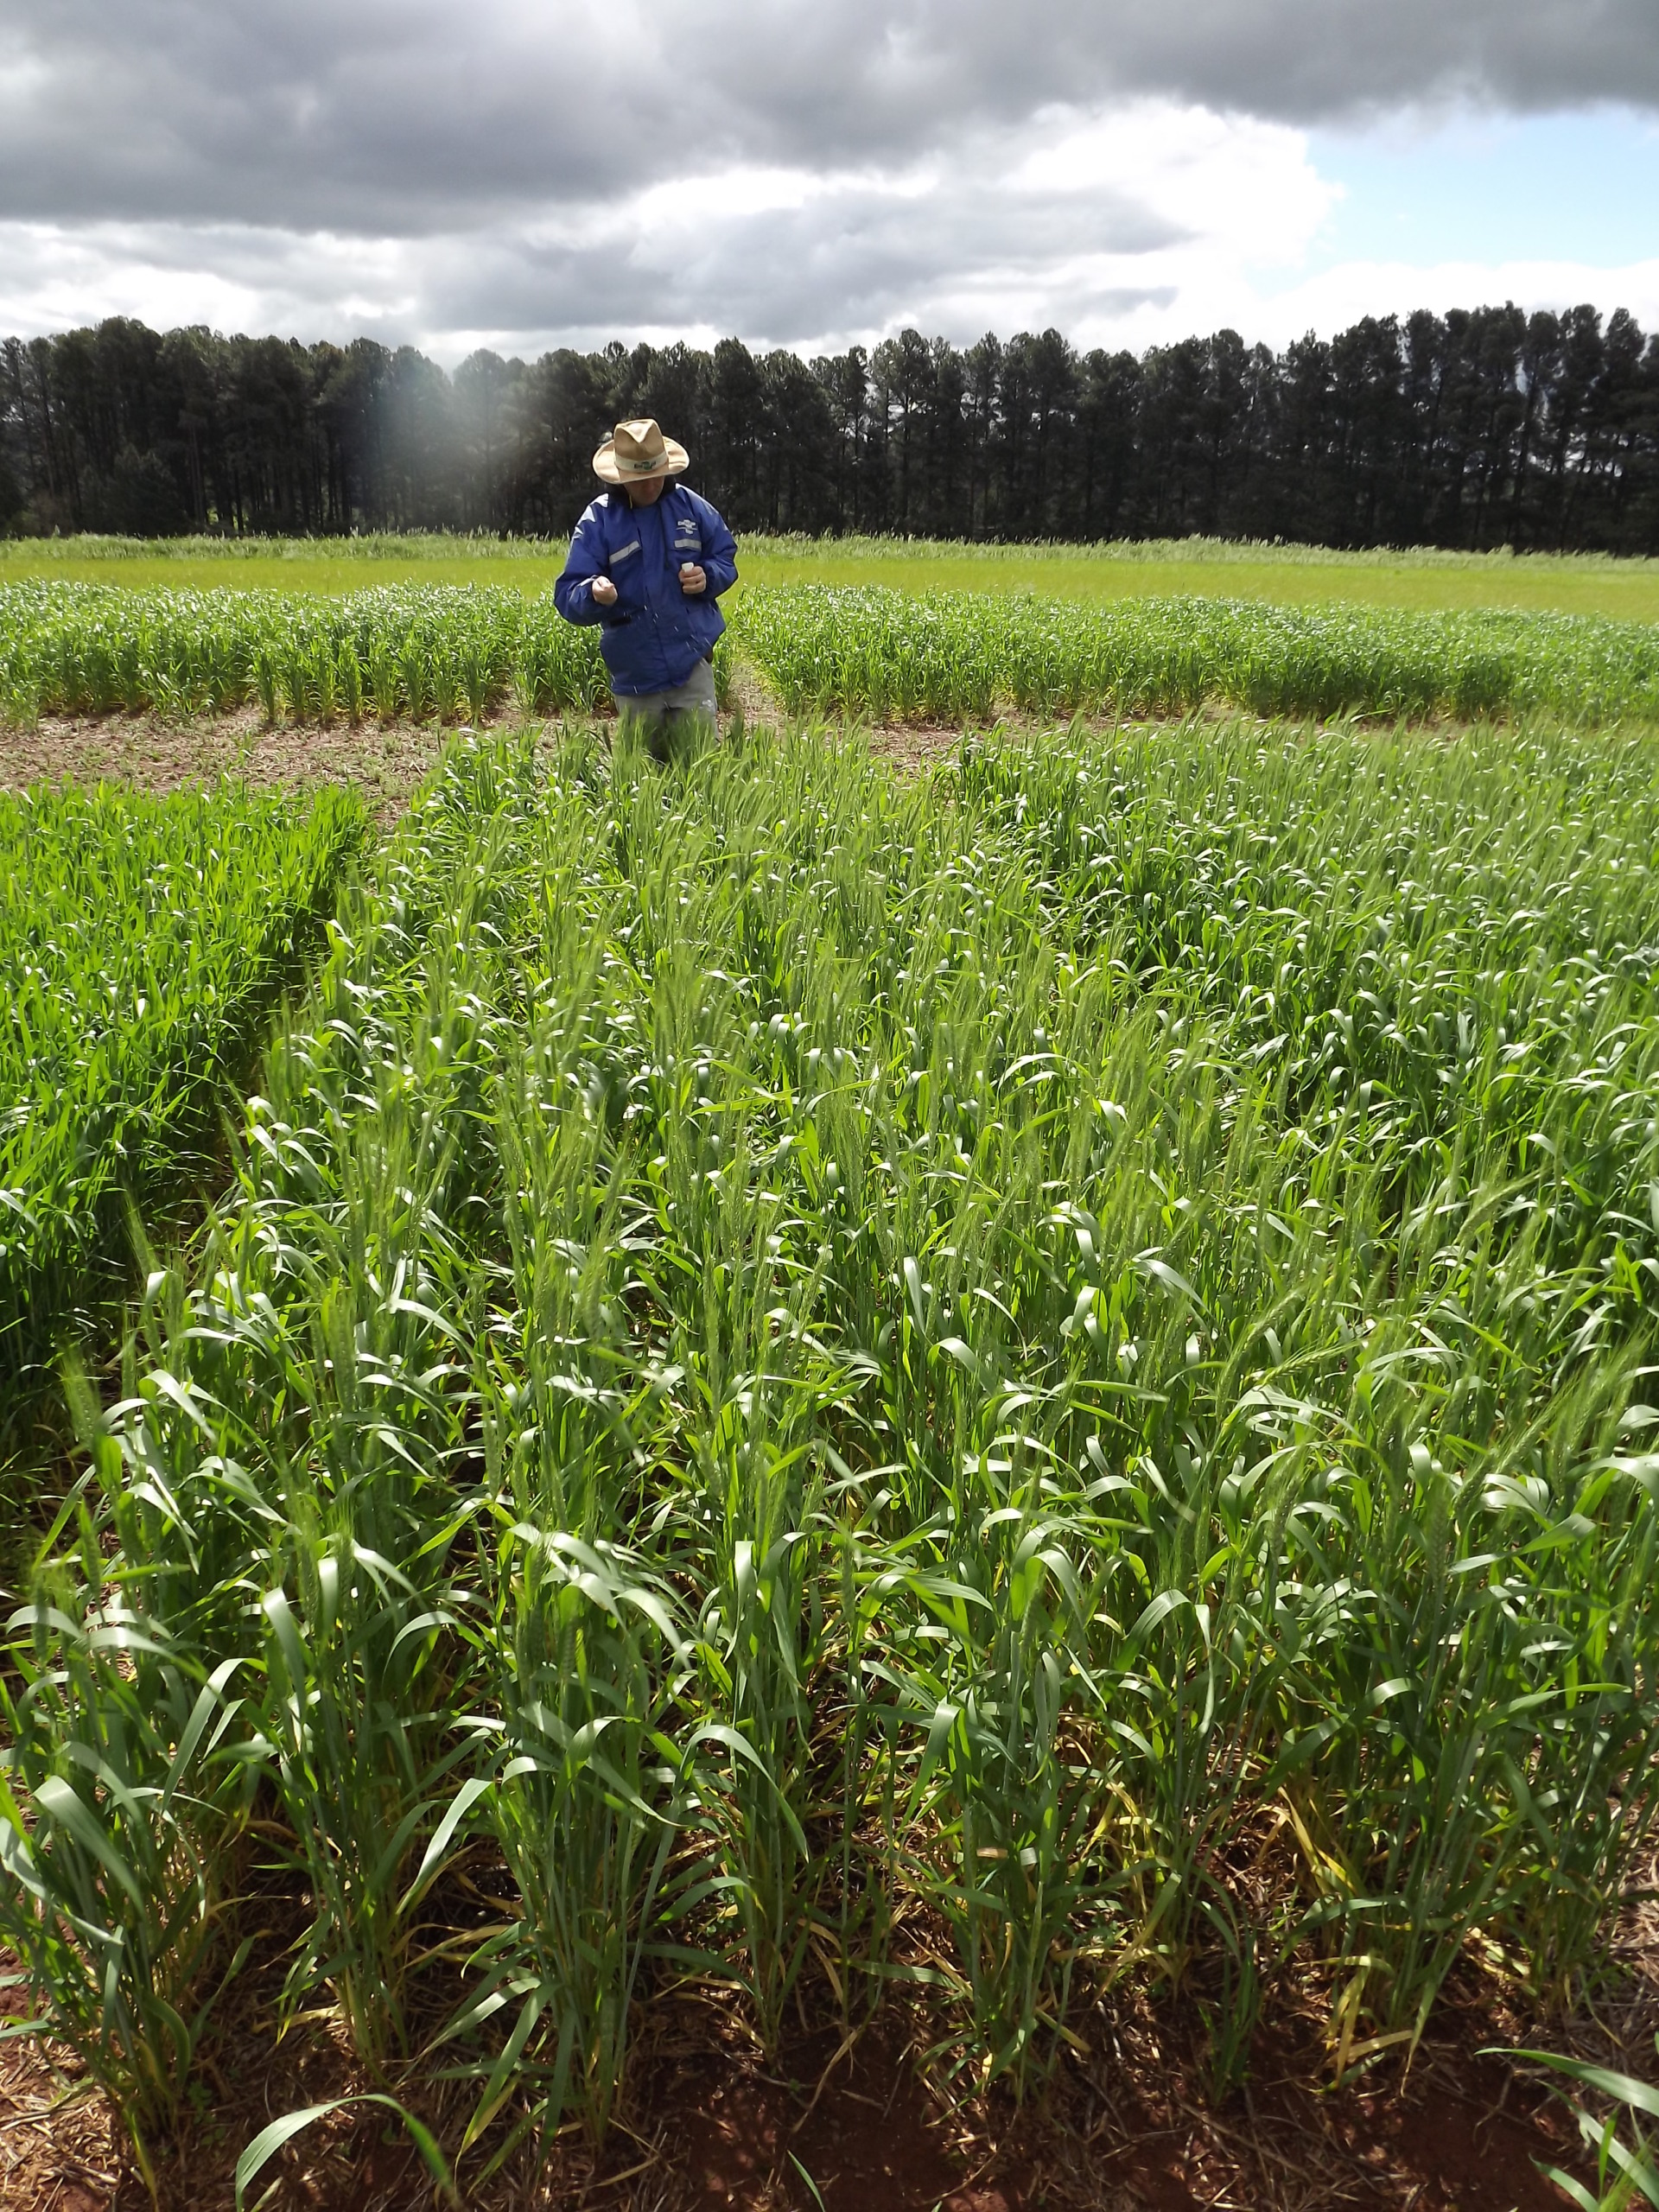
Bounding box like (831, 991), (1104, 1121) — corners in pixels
(5, 530), (1659, 622)
(747, 534), (1659, 624)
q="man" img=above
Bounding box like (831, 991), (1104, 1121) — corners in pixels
(553, 416), (739, 760)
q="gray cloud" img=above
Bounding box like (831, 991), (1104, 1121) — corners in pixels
(429, 171), (1189, 346)
(1, 0), (1656, 235)
(2, 0), (1654, 359)
(0, 119), (1200, 359)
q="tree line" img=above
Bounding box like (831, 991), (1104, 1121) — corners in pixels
(3, 302), (1658, 553)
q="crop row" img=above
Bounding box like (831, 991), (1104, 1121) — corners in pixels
(7, 577), (1659, 734)
(0, 778), (365, 1413)
(734, 582), (1659, 723)
(3, 722), (1656, 2191)
(0, 581), (613, 724)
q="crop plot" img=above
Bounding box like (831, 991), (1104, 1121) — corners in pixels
(0, 777), (365, 1416)
(0, 580), (612, 728)
(8, 577), (1659, 739)
(734, 582), (1659, 726)
(2, 721), (1656, 2201)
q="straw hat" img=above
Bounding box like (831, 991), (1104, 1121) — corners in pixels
(593, 417), (690, 484)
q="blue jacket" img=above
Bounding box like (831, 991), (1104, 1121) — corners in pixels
(553, 484), (738, 696)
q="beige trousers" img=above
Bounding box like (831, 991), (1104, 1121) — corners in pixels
(613, 657), (716, 761)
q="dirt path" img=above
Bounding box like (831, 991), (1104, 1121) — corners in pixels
(3, 1925), (1645, 2212)
(1, 707), (458, 816)
(0, 706), (970, 813)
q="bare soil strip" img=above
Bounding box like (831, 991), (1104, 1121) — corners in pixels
(4, 1879), (1654, 2211)
(0, 707), (971, 804)
(1, 709), (456, 817)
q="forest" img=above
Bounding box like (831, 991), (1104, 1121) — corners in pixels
(3, 302), (1657, 553)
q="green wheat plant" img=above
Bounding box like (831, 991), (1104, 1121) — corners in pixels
(5, 711), (1659, 2190)
(1495, 2042), (1659, 2211)
(732, 582), (1659, 726)
(0, 1492), (251, 2200)
(0, 778), (365, 1414)
(446, 1527), (691, 2161)
(0, 580), (608, 728)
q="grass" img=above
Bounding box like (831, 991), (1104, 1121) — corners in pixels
(3, 718), (1656, 2196)
(745, 536), (1659, 625)
(4, 531), (1659, 621)
(0, 776), (366, 1425)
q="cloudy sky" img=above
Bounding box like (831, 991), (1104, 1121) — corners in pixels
(2, 0), (1657, 362)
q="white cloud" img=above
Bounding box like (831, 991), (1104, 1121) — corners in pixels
(0, 223), (423, 345)
(1243, 257), (1659, 349)
(0, 101), (1352, 359)
(1014, 101), (1328, 267)
(3, 0), (1659, 236)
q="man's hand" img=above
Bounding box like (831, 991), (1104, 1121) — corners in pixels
(679, 563), (707, 596)
(590, 575), (618, 606)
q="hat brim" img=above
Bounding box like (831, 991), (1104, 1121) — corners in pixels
(593, 436), (690, 483)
